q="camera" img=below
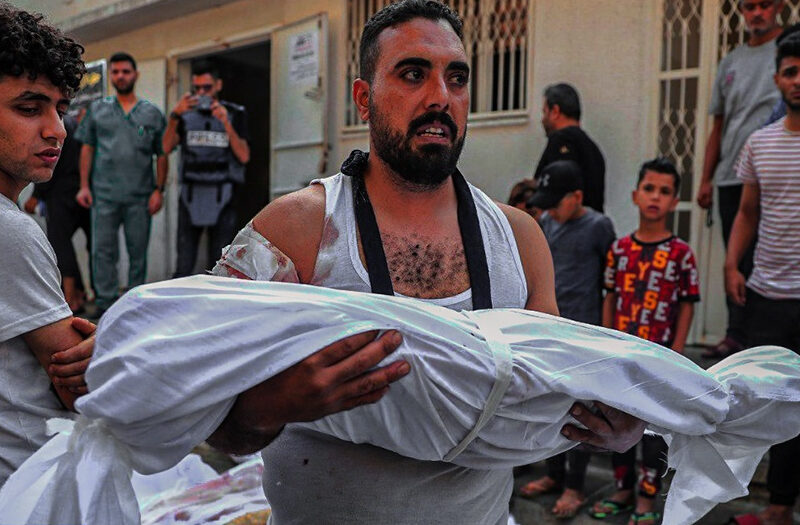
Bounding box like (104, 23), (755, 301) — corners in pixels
(195, 95), (213, 113)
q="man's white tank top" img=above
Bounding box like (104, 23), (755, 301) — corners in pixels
(263, 173), (528, 525)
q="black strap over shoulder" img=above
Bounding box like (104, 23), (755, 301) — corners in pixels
(342, 150), (492, 309)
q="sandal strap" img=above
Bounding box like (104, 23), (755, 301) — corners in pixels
(589, 499), (633, 519)
(630, 511), (661, 524)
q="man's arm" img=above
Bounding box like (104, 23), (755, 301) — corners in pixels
(697, 115), (723, 209)
(162, 115), (181, 155)
(671, 302), (694, 354)
(208, 185), (410, 452)
(602, 292), (616, 329)
(76, 144), (94, 208)
(211, 101), (250, 165)
(725, 182), (760, 306)
(500, 203), (558, 315)
(148, 155), (168, 215)
(207, 330), (408, 454)
(21, 317), (92, 411)
(162, 93), (194, 154)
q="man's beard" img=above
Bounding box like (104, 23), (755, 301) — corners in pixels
(783, 93), (800, 112)
(113, 81), (134, 95)
(369, 103), (465, 191)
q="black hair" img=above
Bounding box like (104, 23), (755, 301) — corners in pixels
(637, 157), (681, 195)
(507, 179), (537, 206)
(0, 3), (85, 96)
(776, 22), (800, 46)
(109, 52), (137, 71)
(543, 83), (581, 121)
(191, 59), (220, 79)
(359, 0), (463, 83)
(776, 32), (800, 72)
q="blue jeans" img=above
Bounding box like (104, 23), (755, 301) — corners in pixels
(91, 198), (150, 311)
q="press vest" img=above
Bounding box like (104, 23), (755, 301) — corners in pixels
(179, 101), (245, 226)
(179, 102), (244, 185)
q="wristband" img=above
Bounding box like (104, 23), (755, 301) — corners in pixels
(156, 184), (165, 193)
(169, 111), (181, 120)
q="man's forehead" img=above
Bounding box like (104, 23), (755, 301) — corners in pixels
(192, 73), (216, 83)
(0, 74), (70, 103)
(375, 17), (466, 66)
(778, 58), (800, 73)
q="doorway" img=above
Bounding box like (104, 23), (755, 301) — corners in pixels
(177, 40), (271, 272)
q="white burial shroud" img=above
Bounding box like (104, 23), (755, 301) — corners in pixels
(1, 275), (799, 525)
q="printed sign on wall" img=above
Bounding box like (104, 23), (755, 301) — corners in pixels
(288, 30), (319, 86)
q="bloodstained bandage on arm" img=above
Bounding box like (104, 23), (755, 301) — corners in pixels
(212, 222), (300, 283)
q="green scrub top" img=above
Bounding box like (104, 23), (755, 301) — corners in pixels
(76, 96), (165, 203)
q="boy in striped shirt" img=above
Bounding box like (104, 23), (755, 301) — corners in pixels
(725, 34), (800, 525)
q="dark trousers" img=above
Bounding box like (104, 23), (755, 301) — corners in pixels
(545, 449), (591, 491)
(745, 289), (800, 506)
(45, 196), (91, 290)
(718, 185), (755, 344)
(173, 198), (238, 278)
(611, 435), (668, 499)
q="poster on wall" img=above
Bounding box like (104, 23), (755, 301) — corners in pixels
(288, 30), (319, 86)
(70, 59), (106, 114)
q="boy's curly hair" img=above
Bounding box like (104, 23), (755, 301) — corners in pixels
(0, 3), (85, 96)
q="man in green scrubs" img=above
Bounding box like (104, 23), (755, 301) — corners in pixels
(76, 52), (167, 315)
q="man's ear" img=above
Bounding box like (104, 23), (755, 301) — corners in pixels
(573, 189), (584, 205)
(216, 78), (223, 93)
(353, 78), (370, 122)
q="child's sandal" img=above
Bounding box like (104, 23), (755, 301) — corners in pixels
(589, 499), (634, 519)
(628, 511), (661, 525)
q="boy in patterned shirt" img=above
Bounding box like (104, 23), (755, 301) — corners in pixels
(590, 157), (700, 525)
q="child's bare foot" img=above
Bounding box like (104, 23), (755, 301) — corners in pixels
(552, 488), (586, 519)
(518, 475), (561, 498)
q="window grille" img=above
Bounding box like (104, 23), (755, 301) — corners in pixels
(344, 0), (529, 126)
(657, 0), (703, 240)
(654, 0), (800, 241)
(718, 0), (800, 59)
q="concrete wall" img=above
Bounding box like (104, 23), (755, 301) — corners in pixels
(14, 0), (669, 313)
(339, 0), (658, 241)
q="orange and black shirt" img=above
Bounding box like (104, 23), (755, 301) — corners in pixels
(604, 234), (700, 347)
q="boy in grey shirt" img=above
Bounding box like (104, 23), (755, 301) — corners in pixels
(517, 160), (615, 517)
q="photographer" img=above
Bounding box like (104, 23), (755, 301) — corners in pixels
(163, 59), (250, 277)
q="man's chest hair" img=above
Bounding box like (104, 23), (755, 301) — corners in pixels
(379, 231), (470, 299)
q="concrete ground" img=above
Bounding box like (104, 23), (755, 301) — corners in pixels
(510, 458), (770, 525)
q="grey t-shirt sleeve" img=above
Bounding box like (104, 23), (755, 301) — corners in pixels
(709, 55), (729, 116)
(153, 110), (166, 156)
(0, 211), (70, 342)
(597, 216), (616, 257)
